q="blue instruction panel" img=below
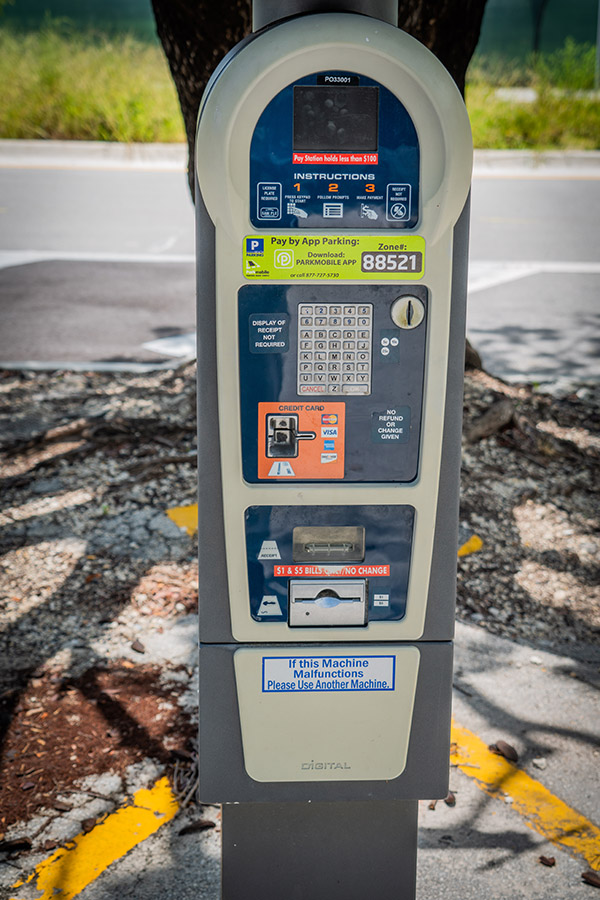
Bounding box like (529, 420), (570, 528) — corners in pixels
(250, 71), (420, 229)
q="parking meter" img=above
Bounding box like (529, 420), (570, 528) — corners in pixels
(195, 3), (471, 897)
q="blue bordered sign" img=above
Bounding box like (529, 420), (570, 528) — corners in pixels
(262, 655), (396, 692)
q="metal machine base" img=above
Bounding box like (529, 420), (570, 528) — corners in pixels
(222, 799), (418, 899)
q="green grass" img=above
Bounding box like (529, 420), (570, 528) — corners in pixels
(466, 40), (600, 150)
(0, 24), (598, 150)
(0, 23), (185, 142)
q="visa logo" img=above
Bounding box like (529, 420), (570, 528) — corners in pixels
(321, 427), (338, 438)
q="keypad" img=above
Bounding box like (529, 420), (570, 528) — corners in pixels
(297, 303), (373, 395)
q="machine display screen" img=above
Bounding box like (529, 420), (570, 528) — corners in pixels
(293, 85), (378, 152)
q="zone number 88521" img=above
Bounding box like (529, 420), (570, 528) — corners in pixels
(361, 252), (423, 273)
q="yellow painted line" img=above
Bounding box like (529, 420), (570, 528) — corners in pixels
(450, 721), (600, 870)
(166, 503), (198, 536)
(457, 534), (483, 557)
(10, 777), (178, 900)
(8, 727), (600, 895)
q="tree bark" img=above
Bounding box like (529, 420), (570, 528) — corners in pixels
(150, 0), (488, 193)
(150, 0), (252, 195)
(397, 0), (488, 96)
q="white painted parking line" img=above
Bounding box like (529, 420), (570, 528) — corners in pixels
(142, 333), (197, 358)
(468, 260), (600, 294)
(0, 250), (195, 270)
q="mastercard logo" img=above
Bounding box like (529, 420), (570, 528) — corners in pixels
(321, 414), (338, 425)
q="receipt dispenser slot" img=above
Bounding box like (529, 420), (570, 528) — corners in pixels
(293, 525), (365, 562)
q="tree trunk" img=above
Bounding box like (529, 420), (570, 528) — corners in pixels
(397, 0), (488, 96)
(150, 0), (487, 193)
(150, 0), (252, 195)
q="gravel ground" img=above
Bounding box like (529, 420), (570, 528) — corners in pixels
(0, 361), (598, 879)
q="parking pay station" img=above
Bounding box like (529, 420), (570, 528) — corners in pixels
(195, 0), (472, 896)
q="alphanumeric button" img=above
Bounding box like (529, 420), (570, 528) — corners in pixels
(300, 341), (312, 350)
(343, 373), (356, 382)
(343, 341), (355, 350)
(300, 352), (313, 361)
(328, 373), (340, 383)
(343, 352), (355, 361)
(301, 317), (313, 326)
(315, 363), (326, 372)
(329, 340), (341, 350)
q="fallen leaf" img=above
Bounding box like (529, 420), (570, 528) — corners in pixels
(582, 871), (600, 888)
(42, 840), (57, 851)
(427, 799), (437, 810)
(0, 837), (32, 853)
(444, 791), (456, 807)
(489, 740), (519, 763)
(81, 818), (96, 834)
(21, 781), (35, 791)
(539, 856), (556, 867)
(131, 639), (145, 654)
(178, 819), (216, 836)
(53, 800), (72, 812)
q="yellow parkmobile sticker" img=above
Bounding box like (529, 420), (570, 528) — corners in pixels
(243, 234), (425, 281)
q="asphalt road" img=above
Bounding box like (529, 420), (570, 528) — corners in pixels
(0, 142), (599, 382)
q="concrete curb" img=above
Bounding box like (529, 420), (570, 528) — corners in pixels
(1, 139), (600, 173)
(472, 149), (600, 177)
(0, 139), (188, 170)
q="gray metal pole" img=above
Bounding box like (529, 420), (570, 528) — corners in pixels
(222, 800), (418, 900)
(253, 0), (398, 31)
(595, 0), (600, 90)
